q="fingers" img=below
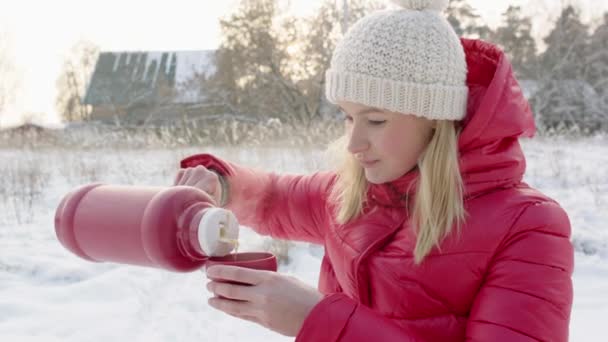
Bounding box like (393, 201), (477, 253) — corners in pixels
(174, 165), (219, 195)
(206, 265), (269, 286)
(181, 166), (208, 186)
(208, 296), (260, 323)
(173, 169), (185, 186)
(190, 177), (217, 196)
(207, 281), (254, 302)
(183, 169), (204, 187)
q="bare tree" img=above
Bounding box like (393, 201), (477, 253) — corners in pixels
(211, 0), (382, 126)
(212, 0), (306, 125)
(297, 0), (384, 121)
(0, 32), (21, 122)
(55, 40), (100, 122)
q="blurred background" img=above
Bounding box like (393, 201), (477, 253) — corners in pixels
(0, 1), (607, 341)
(0, 0), (607, 137)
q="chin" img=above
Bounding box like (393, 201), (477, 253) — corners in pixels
(364, 165), (416, 184)
(364, 171), (390, 185)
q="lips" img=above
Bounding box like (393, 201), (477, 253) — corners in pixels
(359, 160), (379, 167)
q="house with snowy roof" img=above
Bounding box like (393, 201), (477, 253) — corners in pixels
(83, 50), (218, 125)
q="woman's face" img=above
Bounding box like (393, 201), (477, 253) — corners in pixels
(338, 101), (436, 184)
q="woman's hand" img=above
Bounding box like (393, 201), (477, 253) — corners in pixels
(205, 265), (324, 337)
(174, 165), (223, 206)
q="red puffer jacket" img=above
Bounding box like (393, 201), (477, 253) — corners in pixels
(181, 39), (574, 342)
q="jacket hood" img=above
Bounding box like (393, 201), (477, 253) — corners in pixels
(369, 38), (536, 207)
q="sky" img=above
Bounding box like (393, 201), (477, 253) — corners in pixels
(0, 0), (606, 127)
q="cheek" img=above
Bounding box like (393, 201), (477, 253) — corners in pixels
(377, 128), (428, 169)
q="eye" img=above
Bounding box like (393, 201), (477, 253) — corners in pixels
(368, 120), (386, 126)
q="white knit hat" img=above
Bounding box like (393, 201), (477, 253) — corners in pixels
(325, 0), (468, 120)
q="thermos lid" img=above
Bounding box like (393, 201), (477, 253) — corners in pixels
(198, 207), (239, 257)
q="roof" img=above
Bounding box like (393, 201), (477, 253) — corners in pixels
(83, 50), (216, 106)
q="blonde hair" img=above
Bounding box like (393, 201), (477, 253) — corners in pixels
(327, 120), (466, 265)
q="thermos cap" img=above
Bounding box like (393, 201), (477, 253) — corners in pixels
(198, 207), (239, 256)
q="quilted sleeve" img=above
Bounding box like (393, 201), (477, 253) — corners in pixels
(465, 201), (574, 341)
(180, 153), (336, 244)
(295, 293), (426, 342)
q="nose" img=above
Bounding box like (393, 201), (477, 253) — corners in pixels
(346, 124), (370, 156)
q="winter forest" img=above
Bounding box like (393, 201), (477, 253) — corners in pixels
(2, 0), (607, 137)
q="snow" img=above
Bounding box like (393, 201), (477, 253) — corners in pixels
(95, 50), (216, 104)
(0, 137), (606, 341)
(173, 50), (216, 104)
(174, 50), (216, 83)
(146, 52), (164, 85)
(106, 50), (215, 85)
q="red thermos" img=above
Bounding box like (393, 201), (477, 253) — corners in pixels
(54, 183), (253, 272)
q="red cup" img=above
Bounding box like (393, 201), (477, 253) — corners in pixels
(205, 252), (277, 286)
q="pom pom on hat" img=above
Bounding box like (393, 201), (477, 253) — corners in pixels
(389, 0), (449, 11)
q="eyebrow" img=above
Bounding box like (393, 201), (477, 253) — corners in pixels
(338, 105), (385, 116)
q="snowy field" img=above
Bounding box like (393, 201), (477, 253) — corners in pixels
(0, 135), (607, 341)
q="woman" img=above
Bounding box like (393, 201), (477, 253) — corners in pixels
(174, 0), (574, 340)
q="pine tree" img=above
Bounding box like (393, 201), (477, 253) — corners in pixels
(540, 5), (590, 80)
(587, 13), (608, 104)
(493, 6), (538, 79)
(530, 6), (606, 133)
(445, 0), (493, 40)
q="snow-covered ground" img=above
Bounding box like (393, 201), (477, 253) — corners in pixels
(0, 136), (606, 341)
